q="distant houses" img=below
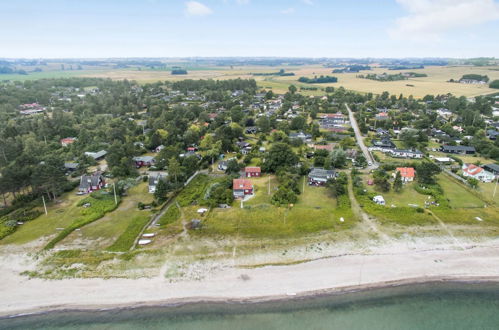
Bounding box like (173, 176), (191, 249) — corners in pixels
(79, 172), (105, 193)
(233, 179), (253, 198)
(60, 137), (77, 147)
(84, 150), (107, 160)
(440, 145), (476, 155)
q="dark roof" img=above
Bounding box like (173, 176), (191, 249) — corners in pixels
(441, 145), (476, 152)
(79, 173), (103, 190)
(484, 164), (499, 173)
(308, 168), (336, 180)
(64, 162), (79, 170)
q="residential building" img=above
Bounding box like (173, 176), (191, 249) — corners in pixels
(79, 173), (105, 193)
(395, 167), (415, 182)
(233, 179), (253, 198)
(440, 145), (476, 155)
(462, 164), (495, 182)
(308, 168), (336, 186)
(389, 149), (424, 159)
(245, 167), (261, 177)
(133, 156), (156, 167)
(84, 150), (107, 160)
(484, 164), (499, 177)
(60, 137), (77, 147)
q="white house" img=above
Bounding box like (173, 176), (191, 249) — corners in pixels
(462, 164), (495, 183)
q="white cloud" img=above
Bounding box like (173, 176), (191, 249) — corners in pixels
(280, 7), (295, 14)
(302, 0), (313, 5)
(389, 0), (499, 40)
(185, 1), (213, 17)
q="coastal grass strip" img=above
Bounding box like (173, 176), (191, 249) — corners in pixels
(106, 215), (150, 252)
(44, 195), (120, 250)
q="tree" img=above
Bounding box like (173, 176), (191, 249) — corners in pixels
(263, 143), (298, 172)
(154, 179), (170, 202)
(400, 129), (419, 148)
(290, 116), (306, 130)
(416, 162), (441, 184)
(256, 116), (271, 133)
(328, 149), (347, 169)
(226, 159), (241, 174)
(288, 85), (297, 94)
(393, 171), (403, 192)
(168, 157), (182, 184)
(373, 169), (390, 192)
(354, 153), (367, 168)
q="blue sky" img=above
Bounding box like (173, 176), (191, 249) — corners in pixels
(0, 0), (498, 58)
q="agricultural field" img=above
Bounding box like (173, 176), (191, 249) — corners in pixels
(4, 63), (498, 98)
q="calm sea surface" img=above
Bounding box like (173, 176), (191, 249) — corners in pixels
(2, 282), (499, 330)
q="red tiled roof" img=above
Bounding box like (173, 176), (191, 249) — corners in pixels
(396, 167), (415, 178)
(463, 164), (483, 176)
(233, 179), (253, 190)
(245, 167), (261, 173)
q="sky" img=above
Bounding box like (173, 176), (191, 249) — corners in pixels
(0, 0), (498, 58)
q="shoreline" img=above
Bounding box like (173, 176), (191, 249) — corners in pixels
(3, 276), (499, 319)
(3, 239), (499, 318)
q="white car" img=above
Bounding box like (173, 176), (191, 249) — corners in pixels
(368, 162), (373, 166)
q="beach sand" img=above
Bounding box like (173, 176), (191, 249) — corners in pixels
(2, 237), (499, 317)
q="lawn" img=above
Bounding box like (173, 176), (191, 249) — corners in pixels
(0, 189), (87, 245)
(201, 175), (355, 238)
(60, 182), (155, 250)
(478, 181), (499, 204)
(366, 181), (431, 208)
(437, 174), (485, 208)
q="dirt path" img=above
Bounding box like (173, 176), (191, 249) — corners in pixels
(347, 174), (392, 242)
(428, 210), (465, 250)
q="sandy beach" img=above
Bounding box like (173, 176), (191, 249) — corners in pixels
(2, 237), (499, 317)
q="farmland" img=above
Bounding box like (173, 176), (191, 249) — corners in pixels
(3, 62), (499, 98)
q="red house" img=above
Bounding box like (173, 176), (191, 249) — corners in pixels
(233, 179), (253, 198)
(245, 167), (261, 177)
(78, 173), (105, 193)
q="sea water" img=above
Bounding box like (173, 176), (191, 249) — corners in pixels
(2, 282), (499, 330)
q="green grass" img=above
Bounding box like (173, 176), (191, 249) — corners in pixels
(44, 192), (120, 250)
(0, 190), (87, 245)
(437, 174), (485, 208)
(107, 215), (150, 252)
(366, 181), (431, 208)
(158, 204), (180, 226)
(356, 193), (436, 226)
(200, 176), (355, 238)
(70, 182), (154, 249)
(176, 174), (211, 207)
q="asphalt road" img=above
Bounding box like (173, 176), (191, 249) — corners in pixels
(345, 103), (378, 170)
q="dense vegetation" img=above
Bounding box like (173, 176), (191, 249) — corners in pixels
(298, 76), (338, 83)
(460, 74), (489, 82)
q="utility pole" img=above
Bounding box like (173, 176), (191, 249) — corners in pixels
(42, 195), (48, 215)
(113, 182), (118, 205)
(493, 176), (498, 199)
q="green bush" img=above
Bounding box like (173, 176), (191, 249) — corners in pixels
(158, 204), (180, 226)
(107, 215), (150, 252)
(177, 174), (210, 207)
